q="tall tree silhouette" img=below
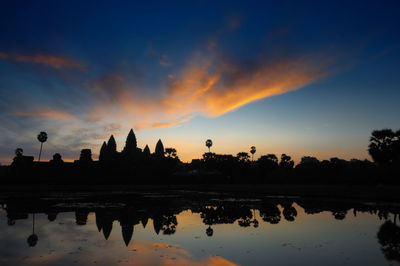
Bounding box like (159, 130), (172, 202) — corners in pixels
(280, 154), (294, 169)
(299, 156), (319, 165)
(368, 129), (400, 165)
(258, 154), (279, 176)
(250, 146), (256, 161)
(165, 148), (177, 159)
(155, 139), (164, 157)
(37, 131), (47, 161)
(237, 152), (250, 162)
(206, 139), (213, 152)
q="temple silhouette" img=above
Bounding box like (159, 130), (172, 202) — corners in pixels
(1, 128), (399, 185)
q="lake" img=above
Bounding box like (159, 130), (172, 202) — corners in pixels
(0, 191), (399, 266)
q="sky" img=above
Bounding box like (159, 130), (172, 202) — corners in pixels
(0, 0), (399, 164)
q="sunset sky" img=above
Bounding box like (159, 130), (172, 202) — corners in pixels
(0, 1), (399, 164)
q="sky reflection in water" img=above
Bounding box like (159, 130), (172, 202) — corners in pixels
(0, 195), (398, 266)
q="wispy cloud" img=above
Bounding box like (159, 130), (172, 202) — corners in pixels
(1, 44), (333, 166)
(83, 50), (331, 130)
(0, 52), (85, 70)
(151, 116), (193, 129)
(162, 53), (328, 117)
(159, 54), (171, 67)
(13, 109), (75, 120)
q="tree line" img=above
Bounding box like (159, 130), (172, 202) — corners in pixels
(1, 128), (399, 185)
(3, 194), (400, 258)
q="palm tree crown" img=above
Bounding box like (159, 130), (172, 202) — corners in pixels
(37, 132), (48, 143)
(250, 146), (256, 161)
(206, 139), (213, 152)
(37, 131), (47, 161)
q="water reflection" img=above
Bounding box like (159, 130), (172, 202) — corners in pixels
(0, 192), (399, 265)
(377, 218), (400, 261)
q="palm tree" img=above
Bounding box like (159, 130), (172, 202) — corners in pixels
(206, 226), (214, 237)
(37, 131), (48, 161)
(165, 148), (177, 159)
(368, 129), (400, 165)
(252, 209), (259, 228)
(205, 139), (213, 152)
(27, 214), (38, 247)
(250, 146), (256, 161)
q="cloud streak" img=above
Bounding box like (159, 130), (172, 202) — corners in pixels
(0, 52), (84, 70)
(84, 50), (331, 130)
(162, 54), (327, 117)
(7, 47), (332, 139)
(151, 116), (193, 129)
(13, 109), (75, 120)
(1, 46), (333, 165)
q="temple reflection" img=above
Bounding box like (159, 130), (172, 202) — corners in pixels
(1, 193), (400, 261)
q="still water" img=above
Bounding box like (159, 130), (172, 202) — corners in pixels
(0, 191), (399, 266)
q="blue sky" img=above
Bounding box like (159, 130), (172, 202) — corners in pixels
(0, 0), (399, 163)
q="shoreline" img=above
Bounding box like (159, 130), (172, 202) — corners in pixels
(1, 184), (400, 202)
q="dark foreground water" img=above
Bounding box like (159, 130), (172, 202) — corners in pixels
(0, 191), (399, 266)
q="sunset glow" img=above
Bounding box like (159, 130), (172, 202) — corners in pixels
(0, 1), (399, 164)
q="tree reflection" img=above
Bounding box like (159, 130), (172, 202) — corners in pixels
(206, 226), (213, 237)
(332, 210), (347, 220)
(1, 193), (400, 257)
(153, 213), (178, 235)
(161, 215), (178, 235)
(27, 214), (38, 247)
(259, 203), (281, 224)
(282, 202), (297, 222)
(377, 217), (400, 261)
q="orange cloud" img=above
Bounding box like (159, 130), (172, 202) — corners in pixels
(148, 243), (191, 257)
(0, 52), (84, 70)
(160, 256), (237, 266)
(161, 54), (327, 117)
(85, 51), (331, 130)
(14, 109), (75, 120)
(152, 116), (193, 129)
(125, 241), (237, 266)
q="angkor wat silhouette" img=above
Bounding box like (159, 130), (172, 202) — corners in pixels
(1, 128), (399, 185)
